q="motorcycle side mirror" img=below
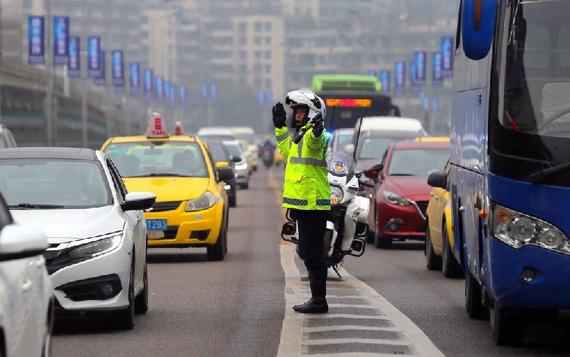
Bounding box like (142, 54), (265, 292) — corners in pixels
(230, 155), (242, 163)
(343, 144), (355, 155)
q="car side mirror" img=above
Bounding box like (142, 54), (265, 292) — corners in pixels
(215, 161), (228, 169)
(364, 163), (383, 179)
(427, 171), (447, 189)
(217, 166), (235, 182)
(0, 224), (48, 261)
(122, 192), (156, 211)
(230, 155), (242, 163)
(343, 144), (355, 155)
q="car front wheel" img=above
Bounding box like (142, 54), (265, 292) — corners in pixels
(135, 264), (149, 314)
(425, 223), (441, 270)
(207, 217), (227, 261)
(110, 260), (135, 330)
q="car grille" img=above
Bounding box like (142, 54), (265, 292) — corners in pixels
(151, 201), (182, 212)
(164, 226), (178, 239)
(416, 201), (429, 217)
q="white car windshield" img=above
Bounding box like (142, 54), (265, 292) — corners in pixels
(0, 159), (112, 209)
(105, 142), (209, 178)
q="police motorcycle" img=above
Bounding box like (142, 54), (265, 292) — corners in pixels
(281, 150), (369, 276)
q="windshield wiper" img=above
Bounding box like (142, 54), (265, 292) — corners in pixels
(527, 162), (570, 184)
(9, 203), (65, 209)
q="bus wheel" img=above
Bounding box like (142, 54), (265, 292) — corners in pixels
(465, 271), (488, 319)
(490, 305), (525, 346)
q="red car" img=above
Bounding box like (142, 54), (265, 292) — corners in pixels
(364, 141), (450, 248)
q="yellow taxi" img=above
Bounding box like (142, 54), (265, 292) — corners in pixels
(425, 161), (463, 277)
(101, 114), (235, 261)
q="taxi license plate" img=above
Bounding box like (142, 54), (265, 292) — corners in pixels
(147, 219), (168, 231)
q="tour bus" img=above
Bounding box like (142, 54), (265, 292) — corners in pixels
(311, 74), (401, 131)
(449, 0), (570, 345)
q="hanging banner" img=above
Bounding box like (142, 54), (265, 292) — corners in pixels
(441, 36), (454, 77)
(409, 60), (416, 88)
(178, 85), (187, 103)
(28, 16), (45, 64)
(93, 50), (106, 86)
(380, 70), (391, 93)
(111, 50), (124, 88)
(143, 69), (153, 99)
(53, 16), (69, 65)
(394, 61), (405, 89)
(87, 37), (101, 77)
(432, 52), (443, 86)
(129, 62), (140, 96)
(414, 51), (427, 86)
(210, 83), (217, 103)
(155, 76), (164, 100)
(67, 36), (80, 77)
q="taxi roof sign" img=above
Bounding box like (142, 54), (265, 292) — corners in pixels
(146, 112), (169, 138)
(173, 121), (184, 136)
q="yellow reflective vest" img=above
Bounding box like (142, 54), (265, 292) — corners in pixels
(275, 126), (331, 211)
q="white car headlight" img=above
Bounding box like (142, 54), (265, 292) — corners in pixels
(186, 191), (219, 212)
(383, 190), (411, 206)
(67, 235), (123, 259)
(330, 185), (343, 206)
(492, 203), (570, 254)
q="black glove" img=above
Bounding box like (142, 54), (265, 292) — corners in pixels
(313, 118), (324, 137)
(272, 102), (286, 128)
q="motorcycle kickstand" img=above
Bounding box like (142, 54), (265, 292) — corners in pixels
(332, 265), (342, 279)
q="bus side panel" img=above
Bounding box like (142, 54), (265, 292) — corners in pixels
(451, 48), (492, 280)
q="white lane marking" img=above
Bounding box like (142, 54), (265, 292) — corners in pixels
(277, 243), (444, 357)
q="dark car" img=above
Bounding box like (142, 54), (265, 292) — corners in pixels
(363, 140), (450, 248)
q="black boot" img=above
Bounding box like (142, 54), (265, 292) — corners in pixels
(293, 270), (328, 314)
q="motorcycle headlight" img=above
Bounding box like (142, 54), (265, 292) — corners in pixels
(492, 203), (570, 254)
(67, 235), (123, 259)
(383, 190), (411, 206)
(330, 185), (343, 206)
(186, 191), (219, 212)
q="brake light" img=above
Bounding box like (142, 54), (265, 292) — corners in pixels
(146, 112), (169, 137)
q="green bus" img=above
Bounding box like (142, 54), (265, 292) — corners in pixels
(311, 74), (400, 131)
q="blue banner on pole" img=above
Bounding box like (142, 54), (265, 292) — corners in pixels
(210, 83), (217, 102)
(87, 37), (101, 77)
(111, 50), (124, 88)
(143, 69), (153, 101)
(129, 62), (140, 95)
(380, 70), (391, 93)
(67, 37), (80, 77)
(414, 51), (427, 85)
(93, 50), (106, 86)
(200, 83), (208, 102)
(156, 76), (164, 100)
(432, 52), (443, 86)
(28, 16), (45, 64)
(394, 61), (405, 89)
(410, 60), (417, 88)
(53, 16), (69, 66)
(179, 85), (187, 103)
(441, 36), (454, 77)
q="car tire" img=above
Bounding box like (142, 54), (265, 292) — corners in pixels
(229, 194), (237, 207)
(442, 221), (463, 278)
(207, 219), (227, 261)
(375, 234), (392, 249)
(490, 305), (525, 346)
(367, 208), (377, 243)
(111, 263), (135, 330)
(425, 224), (441, 270)
(135, 265), (149, 314)
(465, 270), (488, 320)
(242, 182), (249, 190)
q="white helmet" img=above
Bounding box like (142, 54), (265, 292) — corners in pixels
(285, 89), (326, 123)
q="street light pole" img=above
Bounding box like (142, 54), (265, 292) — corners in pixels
(45, 0), (55, 146)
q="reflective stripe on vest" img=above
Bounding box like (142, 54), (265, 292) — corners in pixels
(276, 132), (289, 142)
(283, 197), (308, 206)
(316, 199), (331, 206)
(290, 135), (327, 167)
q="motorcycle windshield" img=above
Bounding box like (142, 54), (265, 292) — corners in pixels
(327, 152), (355, 180)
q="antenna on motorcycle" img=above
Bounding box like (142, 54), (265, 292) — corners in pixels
(353, 110), (364, 161)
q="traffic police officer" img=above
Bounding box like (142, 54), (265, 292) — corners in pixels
(272, 89), (331, 314)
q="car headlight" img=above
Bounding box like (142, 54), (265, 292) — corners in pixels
(492, 203), (570, 254)
(186, 191), (219, 211)
(330, 185), (344, 206)
(67, 235), (123, 259)
(383, 190), (411, 206)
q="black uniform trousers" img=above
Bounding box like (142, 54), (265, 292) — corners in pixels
(291, 209), (328, 299)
